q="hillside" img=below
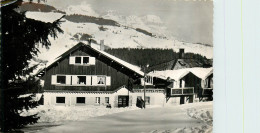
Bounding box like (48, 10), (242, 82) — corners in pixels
(17, 2), (57, 12)
(21, 2), (213, 74)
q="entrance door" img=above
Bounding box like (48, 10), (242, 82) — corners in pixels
(118, 96), (129, 107)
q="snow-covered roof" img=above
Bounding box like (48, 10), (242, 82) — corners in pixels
(91, 45), (144, 76)
(148, 69), (189, 81)
(188, 67), (213, 80)
(36, 42), (144, 76)
(148, 67), (213, 81)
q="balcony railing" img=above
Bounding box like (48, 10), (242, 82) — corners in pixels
(171, 87), (194, 96)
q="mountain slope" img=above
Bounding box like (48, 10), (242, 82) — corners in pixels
(23, 3), (213, 74)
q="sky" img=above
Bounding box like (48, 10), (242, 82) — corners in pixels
(46, 0), (213, 45)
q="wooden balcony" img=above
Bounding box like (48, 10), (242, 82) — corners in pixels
(170, 87), (194, 96)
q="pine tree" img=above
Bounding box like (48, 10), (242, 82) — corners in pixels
(0, 0), (63, 131)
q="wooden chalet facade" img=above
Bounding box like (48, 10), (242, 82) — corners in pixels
(149, 67), (213, 105)
(36, 43), (212, 107)
(138, 49), (214, 105)
(37, 42), (165, 107)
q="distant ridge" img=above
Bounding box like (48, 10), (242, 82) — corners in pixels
(17, 2), (57, 12)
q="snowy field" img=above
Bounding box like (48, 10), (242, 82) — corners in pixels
(21, 105), (139, 124)
(148, 102), (213, 133)
(21, 102), (212, 133)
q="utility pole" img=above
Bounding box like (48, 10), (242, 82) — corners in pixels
(143, 64), (149, 109)
(143, 66), (146, 109)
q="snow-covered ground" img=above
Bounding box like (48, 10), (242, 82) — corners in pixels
(148, 102), (213, 133)
(21, 105), (139, 124)
(21, 102), (212, 133)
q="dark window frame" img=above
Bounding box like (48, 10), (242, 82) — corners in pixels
(75, 56), (81, 64)
(57, 76), (66, 84)
(95, 97), (100, 104)
(105, 97), (109, 104)
(76, 97), (86, 104)
(77, 76), (86, 85)
(56, 97), (65, 104)
(83, 57), (89, 64)
(97, 76), (106, 85)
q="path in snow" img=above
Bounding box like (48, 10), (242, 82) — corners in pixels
(37, 106), (204, 133)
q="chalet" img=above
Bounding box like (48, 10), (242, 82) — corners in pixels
(148, 67), (213, 105)
(36, 42), (165, 107)
(36, 42), (213, 107)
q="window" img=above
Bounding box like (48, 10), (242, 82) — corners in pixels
(57, 76), (66, 84)
(77, 76), (86, 85)
(75, 57), (81, 64)
(76, 97), (85, 104)
(95, 97), (100, 104)
(145, 96), (150, 105)
(83, 57), (89, 64)
(70, 56), (95, 65)
(56, 97), (65, 103)
(105, 97), (109, 104)
(142, 76), (153, 85)
(145, 76), (153, 84)
(97, 76), (106, 85)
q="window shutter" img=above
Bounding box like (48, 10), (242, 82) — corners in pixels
(141, 78), (144, 86)
(69, 56), (75, 64)
(72, 75), (78, 85)
(106, 76), (111, 86)
(92, 76), (97, 85)
(201, 80), (205, 88)
(51, 75), (57, 85)
(206, 79), (209, 88)
(66, 75), (71, 85)
(89, 57), (95, 65)
(210, 78), (213, 88)
(86, 76), (91, 85)
(182, 80), (185, 88)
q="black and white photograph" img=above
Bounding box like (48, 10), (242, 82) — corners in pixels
(1, 0), (214, 132)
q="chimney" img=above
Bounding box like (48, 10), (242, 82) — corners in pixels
(179, 48), (184, 59)
(100, 40), (105, 51)
(88, 38), (92, 46)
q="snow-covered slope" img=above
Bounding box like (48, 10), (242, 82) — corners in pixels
(25, 7), (213, 74)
